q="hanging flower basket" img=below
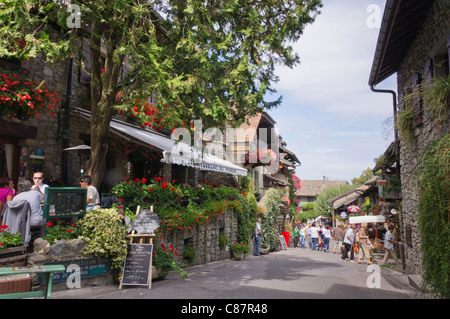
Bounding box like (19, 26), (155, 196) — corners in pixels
(242, 148), (277, 166)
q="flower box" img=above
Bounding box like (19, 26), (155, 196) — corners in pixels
(0, 274), (31, 295)
(0, 246), (27, 267)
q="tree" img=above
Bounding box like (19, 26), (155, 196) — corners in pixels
(314, 183), (353, 219)
(351, 167), (375, 186)
(0, 0), (322, 186)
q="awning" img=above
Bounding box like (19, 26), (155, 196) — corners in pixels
(349, 215), (385, 224)
(73, 108), (247, 176)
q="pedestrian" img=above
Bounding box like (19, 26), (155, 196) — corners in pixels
(253, 218), (262, 256)
(357, 223), (373, 264)
(306, 223), (312, 249)
(332, 223), (345, 254)
(322, 223), (331, 252)
(299, 224), (306, 248)
(79, 175), (100, 210)
(380, 224), (401, 266)
(341, 224), (356, 262)
(32, 171), (48, 202)
(310, 222), (319, 251)
(292, 224), (300, 248)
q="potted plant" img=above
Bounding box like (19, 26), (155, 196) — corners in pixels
(260, 243), (270, 255)
(153, 244), (187, 279)
(0, 225), (26, 267)
(230, 241), (250, 260)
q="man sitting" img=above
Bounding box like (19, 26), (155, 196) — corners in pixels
(11, 179), (44, 227)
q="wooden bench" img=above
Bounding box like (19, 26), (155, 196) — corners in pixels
(0, 265), (66, 299)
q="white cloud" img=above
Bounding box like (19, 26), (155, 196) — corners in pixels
(269, 0), (396, 182)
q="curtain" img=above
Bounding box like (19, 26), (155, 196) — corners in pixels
(5, 144), (13, 178)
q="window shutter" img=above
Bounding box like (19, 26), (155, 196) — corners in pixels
(424, 59), (433, 86)
(412, 73), (422, 126)
(80, 38), (91, 84)
(447, 33), (450, 74)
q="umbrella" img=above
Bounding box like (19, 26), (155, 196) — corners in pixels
(347, 205), (360, 213)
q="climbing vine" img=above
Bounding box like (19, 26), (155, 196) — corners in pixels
(418, 133), (450, 299)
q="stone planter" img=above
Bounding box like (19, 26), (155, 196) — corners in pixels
(231, 251), (247, 261)
(260, 248), (270, 255)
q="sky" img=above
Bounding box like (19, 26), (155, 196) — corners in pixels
(267, 0), (397, 183)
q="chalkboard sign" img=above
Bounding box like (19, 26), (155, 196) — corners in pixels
(279, 235), (288, 250)
(43, 187), (87, 219)
(120, 244), (153, 288)
(128, 209), (160, 235)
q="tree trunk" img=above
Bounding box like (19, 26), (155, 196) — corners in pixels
(86, 21), (124, 188)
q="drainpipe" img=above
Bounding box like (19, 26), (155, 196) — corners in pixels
(370, 84), (406, 271)
(62, 57), (74, 185)
(370, 85), (398, 143)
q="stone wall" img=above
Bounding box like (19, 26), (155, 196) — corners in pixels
(396, 0), (450, 275)
(159, 208), (239, 266)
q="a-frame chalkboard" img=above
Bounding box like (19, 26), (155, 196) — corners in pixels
(119, 243), (153, 289)
(279, 235), (288, 250)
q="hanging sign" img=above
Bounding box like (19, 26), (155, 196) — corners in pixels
(127, 208), (160, 235)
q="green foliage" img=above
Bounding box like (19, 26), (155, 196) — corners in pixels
(261, 188), (282, 251)
(78, 209), (128, 273)
(153, 243), (187, 278)
(423, 75), (450, 127)
(230, 242), (251, 254)
(0, 225), (23, 251)
(418, 134), (450, 299)
(396, 104), (415, 144)
(351, 167), (376, 186)
(314, 183), (353, 219)
(219, 233), (228, 250)
(235, 175), (258, 244)
(385, 175), (402, 194)
(182, 245), (196, 265)
(0, 0), (323, 184)
(43, 220), (81, 244)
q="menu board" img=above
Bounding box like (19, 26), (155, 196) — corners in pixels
(43, 187), (87, 219)
(128, 209), (161, 235)
(279, 235), (288, 250)
(120, 244), (153, 288)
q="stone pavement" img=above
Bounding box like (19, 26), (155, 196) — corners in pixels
(48, 243), (425, 300)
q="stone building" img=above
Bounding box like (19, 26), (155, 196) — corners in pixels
(369, 0), (450, 274)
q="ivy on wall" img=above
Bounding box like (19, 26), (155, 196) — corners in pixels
(418, 133), (449, 298)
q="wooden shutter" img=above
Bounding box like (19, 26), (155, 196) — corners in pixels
(424, 59), (433, 86)
(412, 73), (422, 126)
(79, 38), (91, 84)
(447, 33), (450, 75)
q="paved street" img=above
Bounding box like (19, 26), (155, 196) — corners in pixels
(52, 243), (420, 300)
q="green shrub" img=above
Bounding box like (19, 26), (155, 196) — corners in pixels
(183, 245), (196, 265)
(418, 134), (450, 298)
(78, 208), (128, 276)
